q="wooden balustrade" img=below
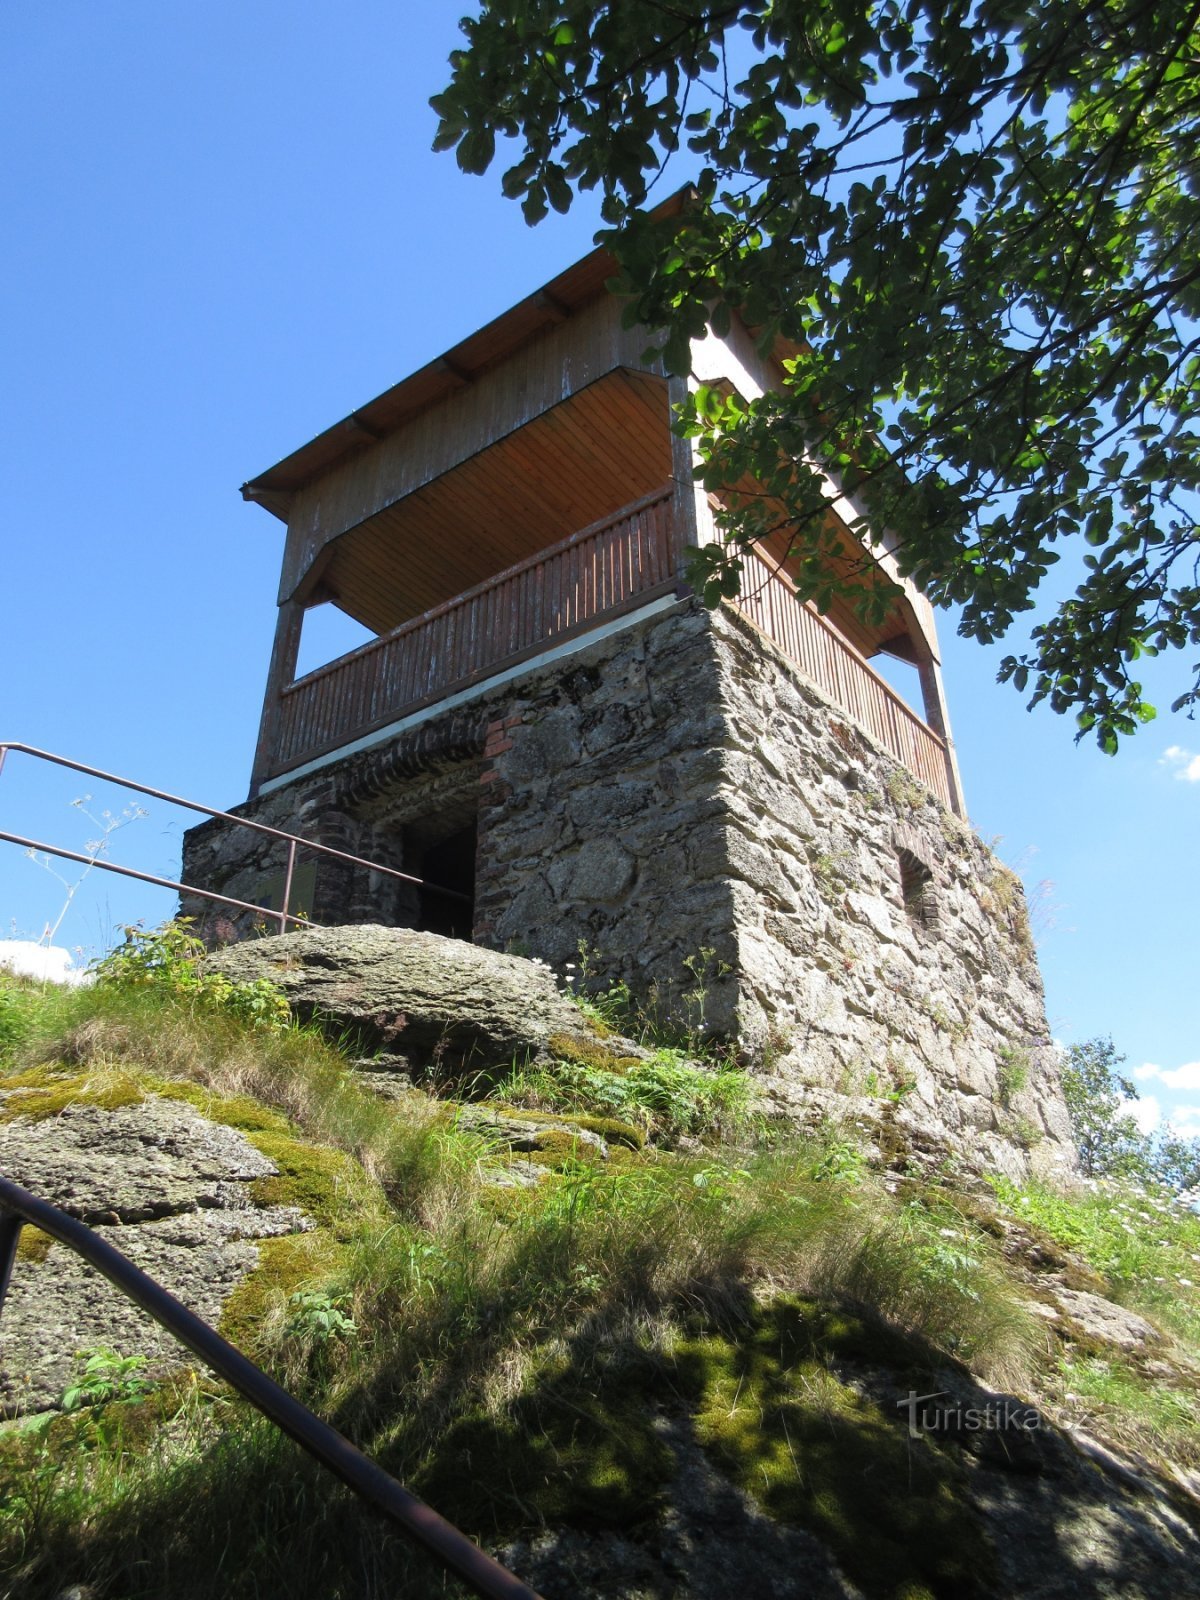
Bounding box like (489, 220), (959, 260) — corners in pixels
(268, 488), (679, 776)
(730, 546), (954, 810)
(267, 489), (951, 811)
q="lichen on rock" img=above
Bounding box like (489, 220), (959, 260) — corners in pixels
(0, 1095), (313, 1415)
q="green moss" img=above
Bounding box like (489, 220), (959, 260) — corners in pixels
(545, 1030), (642, 1075)
(0, 1067), (147, 1122)
(413, 1350), (674, 1538)
(676, 1299), (992, 1599)
(15, 1225), (53, 1264)
(486, 1101), (646, 1150)
(246, 1133), (379, 1233)
(571, 1114), (645, 1149)
(219, 1232), (348, 1352)
(141, 1076), (294, 1136)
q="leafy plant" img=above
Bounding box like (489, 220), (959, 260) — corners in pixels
(61, 1347), (152, 1412)
(487, 1047), (752, 1141)
(283, 1290), (358, 1345)
(92, 921), (291, 1032)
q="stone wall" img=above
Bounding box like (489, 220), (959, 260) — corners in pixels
(703, 605), (1073, 1176)
(182, 602), (742, 1028)
(183, 597), (1073, 1175)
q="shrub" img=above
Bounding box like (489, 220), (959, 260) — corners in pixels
(92, 921), (291, 1032)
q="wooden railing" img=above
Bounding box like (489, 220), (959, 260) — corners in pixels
(269, 488), (679, 776)
(730, 546), (954, 810)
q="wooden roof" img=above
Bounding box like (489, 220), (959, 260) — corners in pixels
(242, 193), (689, 521)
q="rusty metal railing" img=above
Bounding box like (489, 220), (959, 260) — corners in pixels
(0, 1172), (543, 1600)
(0, 741), (469, 935)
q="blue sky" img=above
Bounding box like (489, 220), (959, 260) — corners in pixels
(1, 3), (1196, 1131)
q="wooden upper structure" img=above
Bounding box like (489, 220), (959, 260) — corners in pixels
(244, 215), (964, 816)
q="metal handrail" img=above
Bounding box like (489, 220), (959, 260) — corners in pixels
(0, 1172), (544, 1600)
(0, 741), (470, 934)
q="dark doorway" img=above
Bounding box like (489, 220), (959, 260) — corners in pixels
(416, 821), (477, 940)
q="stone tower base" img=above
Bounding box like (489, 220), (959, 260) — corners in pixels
(183, 598), (1074, 1178)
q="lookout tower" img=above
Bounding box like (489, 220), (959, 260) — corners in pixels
(239, 237), (962, 817)
(184, 215), (1069, 1169)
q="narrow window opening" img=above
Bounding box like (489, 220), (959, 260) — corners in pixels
(898, 848), (936, 931)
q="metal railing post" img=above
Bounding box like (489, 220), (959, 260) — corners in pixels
(0, 1210), (23, 1319)
(0, 742), (471, 936)
(281, 838), (297, 933)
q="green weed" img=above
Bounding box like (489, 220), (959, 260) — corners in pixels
(486, 1047), (753, 1142)
(989, 1174), (1200, 1340)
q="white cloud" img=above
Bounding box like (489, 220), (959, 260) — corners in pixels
(0, 940), (89, 986)
(1166, 1105), (1200, 1136)
(1138, 1061), (1200, 1092)
(1124, 1093), (1162, 1134)
(1161, 745), (1200, 782)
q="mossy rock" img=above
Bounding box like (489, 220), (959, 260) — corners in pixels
(142, 1077), (294, 1136)
(675, 1298), (992, 1599)
(482, 1101), (645, 1150)
(219, 1231), (349, 1352)
(545, 1030), (642, 1075)
(0, 1066), (147, 1122)
(247, 1132), (380, 1233)
(413, 1351), (675, 1539)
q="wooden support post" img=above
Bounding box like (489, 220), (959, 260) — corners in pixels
(668, 373), (717, 587)
(916, 649), (967, 820)
(249, 599), (304, 798)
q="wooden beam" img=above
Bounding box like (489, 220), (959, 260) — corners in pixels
(534, 289), (571, 323)
(435, 356), (474, 387)
(346, 413), (385, 442)
(915, 650), (967, 819)
(877, 631), (921, 665)
(249, 599), (305, 798)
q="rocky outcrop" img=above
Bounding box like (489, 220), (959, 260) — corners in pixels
(0, 1098), (310, 1414)
(202, 923), (607, 1074)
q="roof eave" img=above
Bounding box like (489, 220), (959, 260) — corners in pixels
(240, 189), (694, 523)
